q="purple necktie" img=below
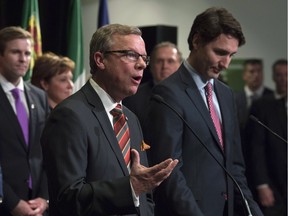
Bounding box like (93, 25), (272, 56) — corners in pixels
(11, 88), (29, 144)
(11, 88), (32, 188)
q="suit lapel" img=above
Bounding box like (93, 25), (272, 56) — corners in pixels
(81, 82), (129, 175)
(214, 81), (232, 155)
(179, 68), (224, 154)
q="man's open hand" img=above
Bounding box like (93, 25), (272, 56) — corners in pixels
(130, 149), (178, 196)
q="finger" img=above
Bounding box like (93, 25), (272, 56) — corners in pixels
(149, 158), (178, 174)
(159, 159), (178, 176)
(131, 148), (140, 166)
(148, 159), (178, 183)
(30, 207), (41, 215)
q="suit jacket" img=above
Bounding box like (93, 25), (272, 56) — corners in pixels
(235, 88), (273, 133)
(0, 164), (3, 201)
(41, 81), (154, 216)
(0, 83), (49, 215)
(235, 88), (273, 188)
(249, 96), (287, 212)
(143, 64), (263, 216)
(123, 81), (154, 128)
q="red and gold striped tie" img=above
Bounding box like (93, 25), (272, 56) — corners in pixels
(110, 104), (131, 171)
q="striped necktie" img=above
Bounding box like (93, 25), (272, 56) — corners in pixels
(110, 104), (131, 171)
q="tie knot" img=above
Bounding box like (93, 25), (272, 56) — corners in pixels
(204, 82), (213, 96)
(250, 93), (258, 101)
(110, 104), (123, 117)
(11, 88), (21, 100)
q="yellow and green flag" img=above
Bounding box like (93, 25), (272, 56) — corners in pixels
(22, 0), (42, 81)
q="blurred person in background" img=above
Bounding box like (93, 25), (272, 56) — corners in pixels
(0, 26), (49, 216)
(234, 59), (273, 168)
(248, 59), (287, 216)
(123, 41), (182, 126)
(31, 52), (75, 109)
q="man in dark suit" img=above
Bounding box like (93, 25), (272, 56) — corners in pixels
(143, 7), (263, 216)
(248, 59), (287, 216)
(0, 26), (49, 215)
(123, 41), (182, 127)
(41, 24), (178, 216)
(235, 59), (273, 165)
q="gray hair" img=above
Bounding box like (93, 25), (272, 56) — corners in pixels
(89, 24), (142, 74)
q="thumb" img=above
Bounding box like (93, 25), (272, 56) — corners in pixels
(131, 148), (140, 167)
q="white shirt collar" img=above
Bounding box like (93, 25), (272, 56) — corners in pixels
(244, 85), (264, 97)
(0, 73), (25, 93)
(183, 60), (214, 90)
(89, 78), (120, 113)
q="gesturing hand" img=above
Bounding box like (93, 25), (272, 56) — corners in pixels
(130, 149), (178, 196)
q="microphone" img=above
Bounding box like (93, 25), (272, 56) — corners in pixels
(151, 94), (253, 216)
(249, 115), (287, 144)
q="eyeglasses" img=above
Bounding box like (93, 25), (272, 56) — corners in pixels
(103, 50), (150, 65)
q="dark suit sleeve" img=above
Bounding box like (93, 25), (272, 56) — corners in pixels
(41, 106), (138, 216)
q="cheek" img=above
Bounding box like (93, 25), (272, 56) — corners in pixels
(48, 82), (62, 94)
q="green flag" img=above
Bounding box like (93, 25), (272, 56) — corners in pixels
(67, 0), (86, 92)
(21, 0), (42, 81)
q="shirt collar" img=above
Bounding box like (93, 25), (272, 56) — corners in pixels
(183, 60), (214, 90)
(0, 73), (25, 93)
(89, 78), (120, 113)
(244, 85), (264, 97)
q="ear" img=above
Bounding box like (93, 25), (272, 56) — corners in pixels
(192, 33), (200, 50)
(40, 80), (49, 91)
(94, 51), (105, 70)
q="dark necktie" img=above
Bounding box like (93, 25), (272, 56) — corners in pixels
(110, 104), (131, 171)
(204, 82), (224, 150)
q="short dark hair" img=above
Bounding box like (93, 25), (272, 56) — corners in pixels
(187, 7), (245, 51)
(243, 58), (263, 67)
(272, 59), (287, 72)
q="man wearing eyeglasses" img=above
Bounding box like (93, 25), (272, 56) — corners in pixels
(41, 24), (178, 216)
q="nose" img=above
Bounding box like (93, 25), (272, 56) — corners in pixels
(68, 80), (74, 89)
(19, 53), (27, 62)
(135, 58), (147, 70)
(220, 56), (231, 70)
(162, 60), (169, 68)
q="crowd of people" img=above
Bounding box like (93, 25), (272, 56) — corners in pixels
(0, 6), (286, 216)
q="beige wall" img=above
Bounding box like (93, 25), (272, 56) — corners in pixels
(81, 0), (287, 89)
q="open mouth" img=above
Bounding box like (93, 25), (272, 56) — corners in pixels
(132, 75), (142, 83)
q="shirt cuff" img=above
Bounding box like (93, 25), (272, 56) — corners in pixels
(130, 180), (140, 207)
(256, 184), (269, 189)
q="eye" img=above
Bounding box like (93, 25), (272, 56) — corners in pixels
(126, 51), (138, 60)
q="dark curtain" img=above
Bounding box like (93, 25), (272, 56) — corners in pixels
(0, 0), (72, 56)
